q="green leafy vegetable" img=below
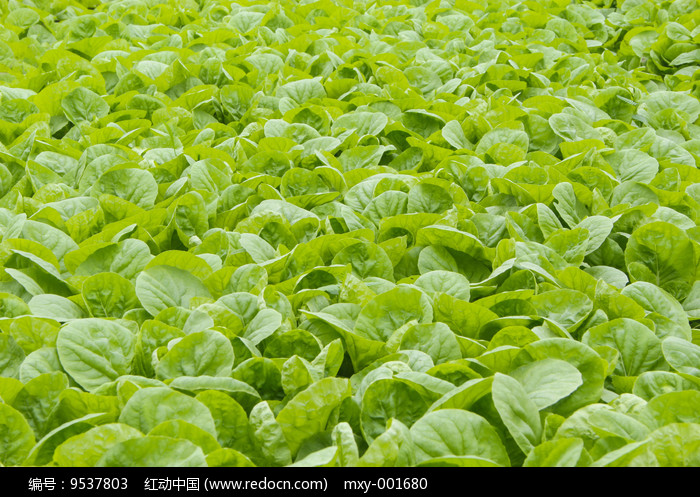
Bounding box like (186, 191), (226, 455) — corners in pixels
(0, 0), (698, 468)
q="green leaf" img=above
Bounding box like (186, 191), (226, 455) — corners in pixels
(354, 286), (432, 342)
(358, 419), (415, 467)
(62, 88), (109, 124)
(361, 378), (429, 443)
(0, 334), (25, 378)
(56, 319), (136, 392)
(625, 221), (696, 300)
(514, 339), (606, 416)
(510, 358), (583, 410)
(119, 387), (217, 437)
(195, 390), (252, 451)
(135, 266), (212, 316)
(20, 347), (62, 383)
(206, 448), (256, 467)
(81, 272), (138, 318)
(24, 413), (103, 466)
(633, 371), (699, 401)
(523, 438), (589, 467)
(442, 120), (471, 149)
(409, 409), (509, 466)
(637, 391), (700, 430)
(96, 436), (207, 467)
(53, 423), (143, 467)
(583, 319), (664, 376)
(332, 422), (359, 467)
(662, 337), (700, 377)
(399, 323), (461, 365)
(621, 282), (691, 340)
(249, 401), (292, 466)
(430, 377), (494, 412)
(643, 423), (700, 466)
(243, 308), (282, 345)
(167, 377), (260, 412)
(0, 403), (35, 466)
(549, 113), (601, 142)
(492, 373), (542, 454)
(156, 330), (234, 380)
(276, 378), (350, 457)
(333, 111), (388, 137)
(276, 79), (326, 104)
(414, 271), (470, 301)
(332, 241), (394, 280)
(11, 371), (68, 437)
(28, 295), (87, 322)
(606, 150), (658, 183)
(149, 420), (220, 454)
(530, 289), (593, 330)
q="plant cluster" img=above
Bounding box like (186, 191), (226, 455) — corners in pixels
(0, 0), (699, 467)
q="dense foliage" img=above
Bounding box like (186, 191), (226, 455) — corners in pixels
(0, 0), (699, 467)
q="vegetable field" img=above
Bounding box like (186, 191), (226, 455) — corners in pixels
(0, 0), (699, 468)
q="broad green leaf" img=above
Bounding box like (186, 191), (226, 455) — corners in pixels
(583, 319), (664, 376)
(409, 409), (509, 466)
(633, 371), (699, 401)
(19, 347), (62, 383)
(414, 271), (470, 301)
(523, 438), (589, 467)
(96, 436), (207, 467)
(206, 448), (256, 467)
(24, 413), (103, 466)
(643, 423), (700, 467)
(0, 334), (25, 378)
(510, 359), (583, 410)
(662, 337), (700, 377)
(135, 266), (212, 316)
(276, 378), (350, 457)
(0, 403), (35, 466)
(637, 391), (700, 430)
(354, 287), (432, 342)
(361, 378), (429, 443)
(119, 387), (217, 437)
(156, 330), (234, 380)
(514, 339), (606, 416)
(53, 423), (143, 467)
(28, 295), (86, 322)
(167, 377), (260, 412)
(195, 390), (252, 454)
(399, 323), (461, 365)
(81, 272), (138, 318)
(249, 401), (292, 466)
(56, 319), (135, 392)
(149, 420), (220, 454)
(442, 120), (471, 149)
(62, 88), (109, 123)
(11, 371), (68, 437)
(492, 373), (542, 453)
(332, 422), (359, 467)
(276, 79), (326, 104)
(358, 418), (415, 467)
(625, 222), (696, 300)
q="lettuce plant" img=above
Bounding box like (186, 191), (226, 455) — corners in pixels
(0, 0), (699, 467)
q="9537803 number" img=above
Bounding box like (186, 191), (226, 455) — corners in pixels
(70, 478), (128, 491)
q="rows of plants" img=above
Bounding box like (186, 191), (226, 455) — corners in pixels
(0, 0), (699, 467)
